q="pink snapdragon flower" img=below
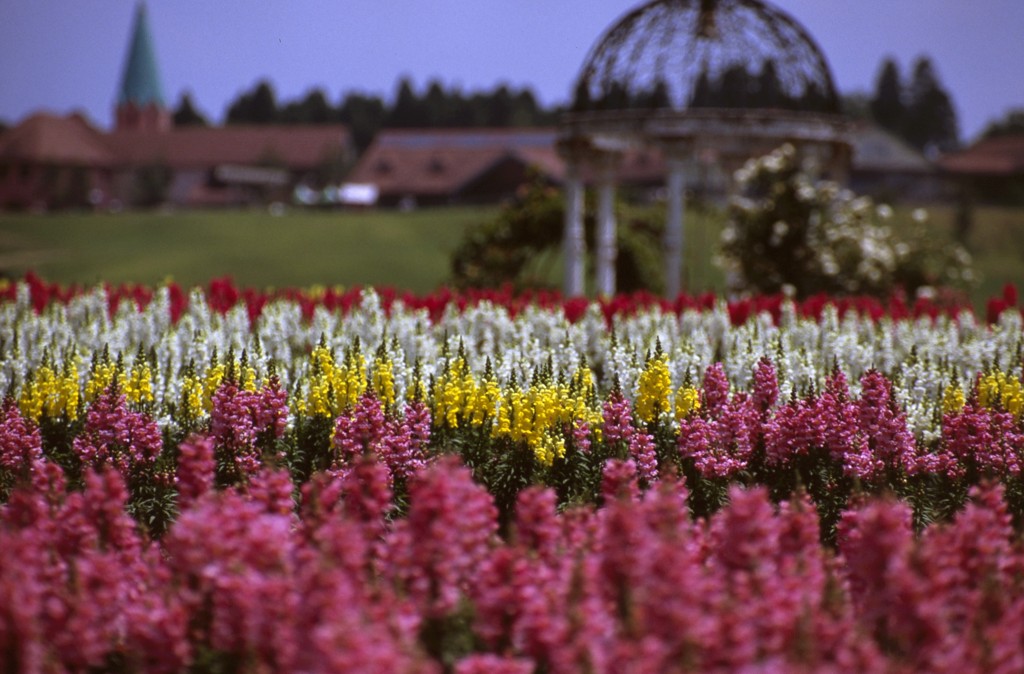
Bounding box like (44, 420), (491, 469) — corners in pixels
(678, 365), (757, 478)
(0, 400), (43, 473)
(72, 387), (162, 478)
(332, 391), (431, 485)
(601, 388), (634, 446)
(210, 377), (289, 480)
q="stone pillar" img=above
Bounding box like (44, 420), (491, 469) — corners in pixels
(595, 156), (618, 297)
(664, 156), (687, 299)
(562, 161), (586, 297)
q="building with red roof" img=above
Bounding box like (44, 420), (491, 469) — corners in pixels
(347, 127), (666, 207)
(0, 2), (350, 210)
(0, 112), (114, 209)
(939, 135), (1024, 203)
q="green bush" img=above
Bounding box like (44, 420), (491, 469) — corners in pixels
(449, 174), (665, 293)
(719, 144), (973, 299)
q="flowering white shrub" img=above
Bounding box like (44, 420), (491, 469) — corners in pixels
(720, 144), (973, 299)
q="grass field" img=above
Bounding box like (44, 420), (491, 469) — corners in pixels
(0, 206), (491, 292)
(0, 202), (1019, 311)
(890, 203), (1024, 312)
(0, 204), (733, 296)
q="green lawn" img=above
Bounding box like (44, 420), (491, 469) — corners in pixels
(0, 204), (732, 296)
(889, 204), (1024, 311)
(0, 202), (1019, 312)
(0, 207), (493, 292)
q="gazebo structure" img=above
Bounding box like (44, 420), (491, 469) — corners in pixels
(559, 0), (852, 298)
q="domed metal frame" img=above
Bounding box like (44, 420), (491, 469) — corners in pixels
(557, 0), (852, 301)
(573, 0), (839, 114)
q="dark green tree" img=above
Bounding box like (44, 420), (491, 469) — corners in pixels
(386, 77), (426, 128)
(172, 92), (209, 127)
(870, 58), (905, 136)
(571, 79), (592, 112)
(226, 79), (278, 125)
(721, 145), (972, 299)
(719, 65), (754, 108)
(840, 92), (873, 121)
(982, 108), (1024, 138)
(423, 80), (451, 127)
(486, 84), (514, 126)
(280, 88), (333, 124)
(634, 79), (672, 110)
(755, 60), (784, 109)
(595, 81), (631, 111)
(512, 88), (545, 125)
(337, 92), (386, 155)
(689, 70), (715, 108)
(903, 56), (959, 152)
(249, 80), (278, 124)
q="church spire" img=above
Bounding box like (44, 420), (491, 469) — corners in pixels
(115, 2), (170, 131)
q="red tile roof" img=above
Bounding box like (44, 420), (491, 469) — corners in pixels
(105, 125), (350, 170)
(347, 128), (667, 199)
(939, 136), (1024, 176)
(0, 113), (350, 175)
(0, 112), (113, 166)
(348, 128), (562, 198)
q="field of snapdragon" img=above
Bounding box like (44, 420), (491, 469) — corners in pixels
(3, 271), (1024, 672)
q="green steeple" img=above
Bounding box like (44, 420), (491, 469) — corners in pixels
(117, 2), (165, 107)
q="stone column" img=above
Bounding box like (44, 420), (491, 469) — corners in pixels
(595, 155), (618, 297)
(562, 160), (586, 297)
(664, 156), (687, 299)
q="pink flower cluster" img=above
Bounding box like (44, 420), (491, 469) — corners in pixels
(0, 402), (42, 475)
(209, 377), (288, 479)
(762, 369), (918, 481)
(672, 361), (1024, 485)
(71, 387), (162, 478)
(175, 434), (216, 510)
(602, 390), (658, 482)
(332, 391), (431, 485)
(0, 465), (189, 672)
(3, 450), (1024, 672)
(386, 456), (498, 618)
(678, 363), (758, 478)
(838, 483), (1024, 672)
(939, 400), (1024, 478)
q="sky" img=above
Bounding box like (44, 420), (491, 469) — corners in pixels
(2, 1), (1022, 143)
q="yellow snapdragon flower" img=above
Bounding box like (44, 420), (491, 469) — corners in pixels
(371, 351), (396, 408)
(978, 370), (1024, 419)
(179, 373), (204, 422)
(125, 359), (154, 406)
(58, 358), (80, 421)
(941, 383), (965, 415)
(675, 385), (702, 420)
(433, 357), (472, 429)
(85, 358), (121, 403)
(533, 430), (566, 467)
(468, 370), (500, 427)
(202, 361), (225, 412)
(19, 356), (81, 422)
(304, 339), (368, 418)
(337, 345), (367, 410)
(636, 352), (672, 424)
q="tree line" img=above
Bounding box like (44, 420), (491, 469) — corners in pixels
(172, 78), (562, 154)
(862, 55), (959, 154)
(169, 56), (1010, 159)
(573, 61), (836, 115)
